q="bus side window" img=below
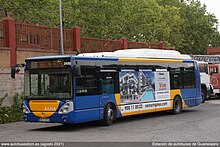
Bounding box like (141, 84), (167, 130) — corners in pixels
(170, 68), (183, 89)
(75, 67), (99, 96)
(100, 72), (119, 94)
(102, 78), (114, 94)
(198, 63), (208, 74)
(183, 67), (195, 88)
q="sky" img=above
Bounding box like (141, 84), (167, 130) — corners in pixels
(199, 0), (220, 29)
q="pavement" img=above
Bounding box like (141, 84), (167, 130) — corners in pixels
(0, 99), (220, 142)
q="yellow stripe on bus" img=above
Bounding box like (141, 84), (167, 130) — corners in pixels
(115, 94), (121, 106)
(121, 110), (139, 116)
(156, 107), (172, 112)
(30, 100), (60, 118)
(139, 109), (156, 114)
(122, 108), (156, 116)
(119, 58), (183, 63)
(30, 100), (60, 112)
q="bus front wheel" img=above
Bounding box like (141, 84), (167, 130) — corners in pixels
(103, 103), (115, 126)
(172, 96), (182, 114)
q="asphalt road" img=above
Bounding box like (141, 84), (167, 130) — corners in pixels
(1, 99), (220, 142)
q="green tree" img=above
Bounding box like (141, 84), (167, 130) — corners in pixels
(0, 0), (58, 26)
(179, 0), (220, 54)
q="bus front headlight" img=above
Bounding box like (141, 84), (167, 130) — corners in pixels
(58, 101), (73, 114)
(23, 102), (30, 114)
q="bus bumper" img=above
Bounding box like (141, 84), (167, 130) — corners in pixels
(24, 107), (104, 124)
(24, 112), (76, 124)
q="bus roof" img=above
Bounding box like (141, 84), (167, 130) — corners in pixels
(25, 49), (194, 63)
(25, 55), (118, 61)
(25, 55), (195, 63)
(26, 55), (72, 60)
(78, 49), (191, 60)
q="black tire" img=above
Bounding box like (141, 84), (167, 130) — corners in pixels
(216, 93), (220, 98)
(201, 89), (207, 103)
(103, 103), (115, 126)
(62, 123), (72, 127)
(172, 96), (182, 114)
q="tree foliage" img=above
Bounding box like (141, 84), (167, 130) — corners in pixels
(0, 93), (23, 124)
(0, 0), (220, 54)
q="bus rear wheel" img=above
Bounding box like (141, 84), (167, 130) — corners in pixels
(103, 103), (115, 126)
(172, 96), (182, 114)
(201, 89), (206, 103)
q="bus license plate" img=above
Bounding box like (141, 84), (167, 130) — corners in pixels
(39, 118), (50, 122)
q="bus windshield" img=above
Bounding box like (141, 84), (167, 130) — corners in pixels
(198, 63), (208, 74)
(24, 69), (72, 99)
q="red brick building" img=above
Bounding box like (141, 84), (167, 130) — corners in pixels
(207, 48), (220, 55)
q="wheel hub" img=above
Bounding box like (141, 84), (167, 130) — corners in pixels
(107, 109), (113, 120)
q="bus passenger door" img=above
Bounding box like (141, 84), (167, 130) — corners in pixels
(74, 67), (101, 123)
(181, 67), (197, 99)
(99, 71), (120, 117)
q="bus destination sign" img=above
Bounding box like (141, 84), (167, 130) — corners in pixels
(30, 59), (71, 69)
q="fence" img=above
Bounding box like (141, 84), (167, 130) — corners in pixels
(81, 37), (121, 53)
(128, 42), (163, 49)
(15, 23), (73, 51)
(0, 21), (4, 46)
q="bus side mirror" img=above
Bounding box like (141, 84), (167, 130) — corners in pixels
(11, 66), (16, 79)
(11, 64), (25, 79)
(11, 66), (21, 79)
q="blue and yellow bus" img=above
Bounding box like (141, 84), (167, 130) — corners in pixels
(19, 49), (202, 125)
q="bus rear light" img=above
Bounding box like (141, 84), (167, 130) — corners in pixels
(23, 103), (30, 114)
(58, 101), (73, 114)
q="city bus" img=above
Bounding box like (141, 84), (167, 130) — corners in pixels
(14, 49), (202, 126)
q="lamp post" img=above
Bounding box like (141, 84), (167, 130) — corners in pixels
(59, 0), (64, 55)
